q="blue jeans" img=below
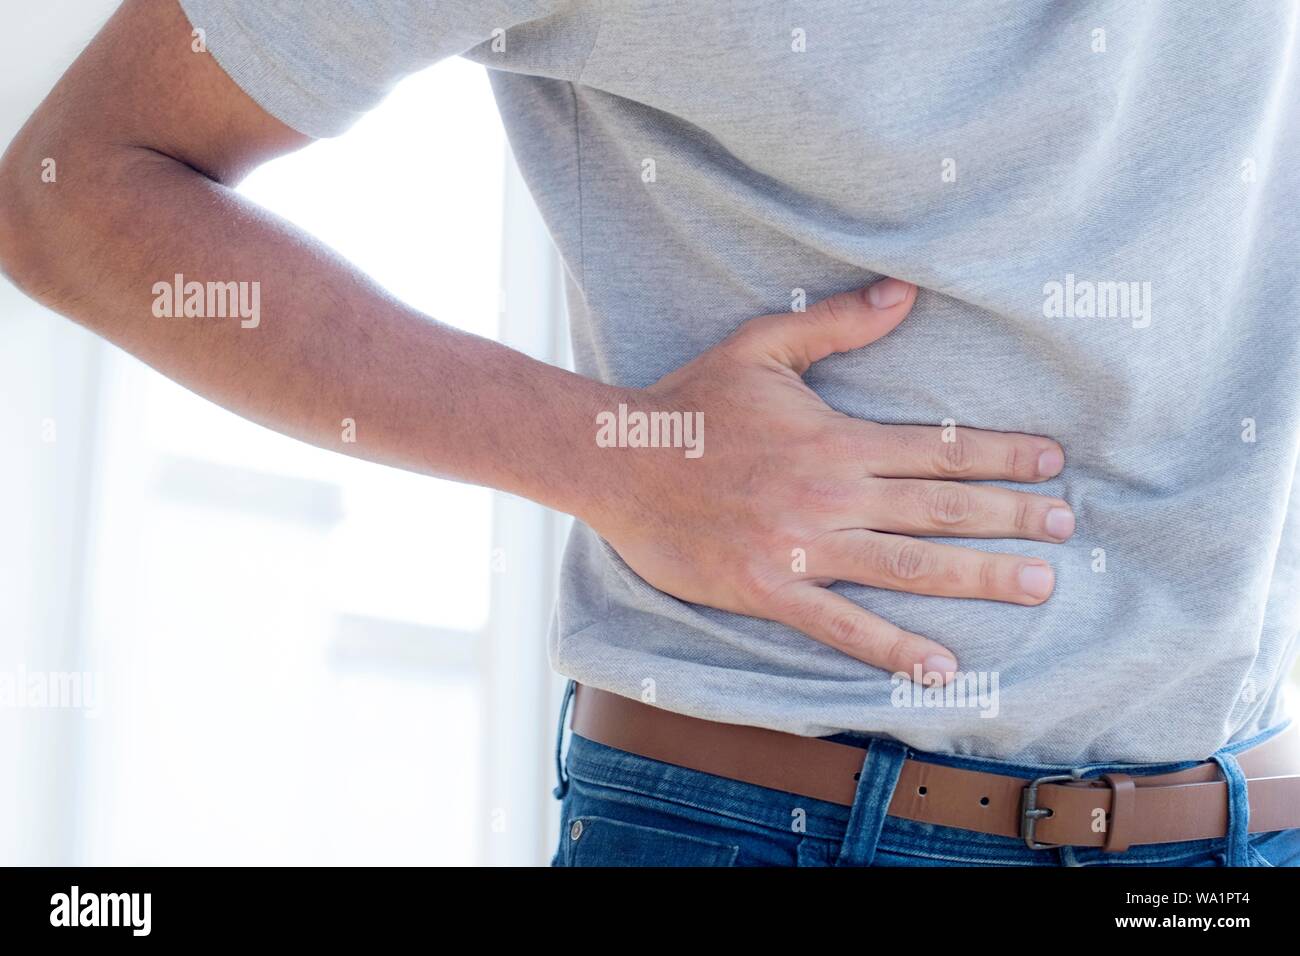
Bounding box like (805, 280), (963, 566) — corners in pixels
(551, 684), (1300, 867)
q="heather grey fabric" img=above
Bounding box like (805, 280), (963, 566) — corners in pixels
(179, 0), (1300, 764)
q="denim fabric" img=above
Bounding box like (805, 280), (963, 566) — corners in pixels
(552, 698), (1300, 867)
(1211, 750), (1253, 867)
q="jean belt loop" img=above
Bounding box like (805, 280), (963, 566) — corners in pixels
(552, 679), (577, 800)
(837, 738), (908, 867)
(1210, 750), (1251, 867)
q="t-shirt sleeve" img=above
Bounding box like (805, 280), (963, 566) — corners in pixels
(177, 0), (573, 138)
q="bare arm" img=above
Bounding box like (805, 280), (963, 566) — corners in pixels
(0, 0), (627, 522)
(0, 0), (1073, 680)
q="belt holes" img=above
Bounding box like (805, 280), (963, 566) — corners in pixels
(853, 771), (861, 781)
(918, 786), (927, 796)
(979, 796), (990, 807)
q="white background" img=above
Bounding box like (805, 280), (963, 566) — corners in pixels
(0, 0), (569, 865)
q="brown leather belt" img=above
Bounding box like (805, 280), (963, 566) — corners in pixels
(570, 684), (1300, 852)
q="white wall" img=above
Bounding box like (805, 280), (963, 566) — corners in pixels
(0, 1), (569, 865)
(0, 0), (119, 868)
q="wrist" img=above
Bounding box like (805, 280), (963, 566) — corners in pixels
(486, 363), (642, 527)
(557, 383), (647, 530)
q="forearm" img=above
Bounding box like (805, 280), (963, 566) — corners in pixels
(0, 139), (625, 522)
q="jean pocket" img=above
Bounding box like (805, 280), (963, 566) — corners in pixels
(563, 815), (740, 867)
(1246, 846), (1274, 867)
(1244, 827), (1300, 867)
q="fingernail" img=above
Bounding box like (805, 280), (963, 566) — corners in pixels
(1037, 447), (1064, 477)
(867, 277), (911, 309)
(1044, 507), (1075, 539)
(1019, 563), (1055, 599)
(922, 654), (957, 684)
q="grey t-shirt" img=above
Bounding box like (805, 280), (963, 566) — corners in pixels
(179, 0), (1300, 764)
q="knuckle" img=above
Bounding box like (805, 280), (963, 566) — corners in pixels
(826, 609), (864, 648)
(875, 631), (910, 672)
(925, 483), (972, 527)
(1013, 496), (1034, 536)
(936, 435), (975, 477)
(880, 540), (932, 582)
(1004, 442), (1024, 479)
(818, 294), (847, 326)
(782, 591), (824, 632)
(978, 558), (1002, 596)
(817, 287), (865, 326)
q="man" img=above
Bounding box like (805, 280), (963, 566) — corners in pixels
(1, 0), (1297, 867)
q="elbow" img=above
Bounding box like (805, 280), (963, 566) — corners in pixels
(0, 152), (27, 286)
(0, 140), (49, 297)
(0, 96), (114, 312)
(0, 131), (189, 314)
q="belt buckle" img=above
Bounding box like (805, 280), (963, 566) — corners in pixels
(1020, 773), (1076, 850)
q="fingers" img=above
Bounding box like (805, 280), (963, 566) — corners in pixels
(736, 277), (917, 374)
(815, 529), (1056, 606)
(861, 479), (1075, 542)
(861, 422), (1065, 483)
(767, 584), (958, 682)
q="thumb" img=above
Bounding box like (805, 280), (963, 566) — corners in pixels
(744, 277), (916, 374)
